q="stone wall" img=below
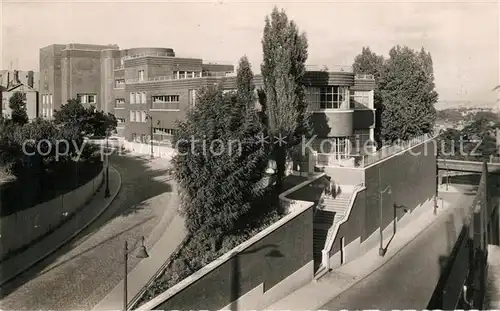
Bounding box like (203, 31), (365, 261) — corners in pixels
(0, 168), (104, 260)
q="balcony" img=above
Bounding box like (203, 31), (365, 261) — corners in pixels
(115, 103), (125, 109)
(151, 102), (180, 110)
(305, 65), (353, 73)
(126, 71), (237, 84)
(114, 65), (124, 71)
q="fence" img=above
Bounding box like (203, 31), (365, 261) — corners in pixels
(0, 166), (104, 260)
(427, 161), (496, 309)
(355, 133), (433, 167)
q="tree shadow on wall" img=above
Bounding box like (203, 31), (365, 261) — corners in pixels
(0, 153), (174, 300)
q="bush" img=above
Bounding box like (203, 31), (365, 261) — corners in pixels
(135, 190), (281, 308)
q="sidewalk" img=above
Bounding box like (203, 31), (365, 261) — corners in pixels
(91, 183), (188, 311)
(266, 189), (461, 310)
(0, 166), (121, 286)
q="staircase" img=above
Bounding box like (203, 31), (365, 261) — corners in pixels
(313, 191), (353, 273)
(313, 210), (335, 271)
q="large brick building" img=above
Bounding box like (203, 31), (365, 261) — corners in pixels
(39, 44), (376, 166)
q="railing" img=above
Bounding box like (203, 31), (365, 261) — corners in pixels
(320, 182), (365, 271)
(126, 71), (237, 84)
(114, 104), (125, 109)
(151, 102), (180, 110)
(355, 74), (375, 80)
(305, 65), (353, 72)
(114, 65), (124, 70)
(354, 133), (433, 168)
(123, 52), (172, 60)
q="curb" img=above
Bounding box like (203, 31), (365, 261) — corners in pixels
(0, 165), (122, 287)
(316, 200), (455, 307)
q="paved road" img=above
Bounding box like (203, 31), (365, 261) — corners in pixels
(320, 183), (478, 310)
(0, 154), (177, 310)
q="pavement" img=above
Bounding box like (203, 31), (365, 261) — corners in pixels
(0, 165), (121, 288)
(267, 183), (477, 310)
(92, 182), (187, 311)
(0, 154), (181, 310)
(486, 244), (500, 309)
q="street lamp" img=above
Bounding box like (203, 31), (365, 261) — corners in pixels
(124, 236), (149, 311)
(104, 129), (110, 198)
(145, 113), (154, 159)
(379, 185), (392, 256)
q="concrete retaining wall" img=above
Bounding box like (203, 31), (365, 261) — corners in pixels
(136, 176), (322, 311)
(0, 168), (104, 259)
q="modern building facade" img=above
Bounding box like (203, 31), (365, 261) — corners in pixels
(40, 44), (376, 167)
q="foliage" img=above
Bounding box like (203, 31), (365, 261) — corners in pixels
(260, 6), (309, 192)
(172, 84), (268, 250)
(236, 55), (256, 112)
(378, 46), (438, 142)
(8, 91), (29, 125)
(53, 98), (117, 137)
(352, 47), (385, 145)
(135, 187), (281, 308)
(437, 116), (499, 161)
(436, 109), (464, 123)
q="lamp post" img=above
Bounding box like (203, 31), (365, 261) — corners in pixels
(379, 185), (392, 256)
(105, 129), (110, 198)
(146, 113), (154, 159)
(124, 236), (149, 311)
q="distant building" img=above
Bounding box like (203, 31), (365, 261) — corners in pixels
(1, 82), (39, 120)
(0, 70), (39, 91)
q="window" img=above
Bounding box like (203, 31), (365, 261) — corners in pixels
(115, 98), (125, 107)
(318, 86), (349, 109)
(42, 95), (46, 105)
(153, 128), (177, 136)
(49, 94), (52, 105)
(77, 93), (96, 105)
(131, 133), (137, 141)
(138, 70), (144, 81)
(135, 92), (141, 104)
(130, 110), (136, 122)
(141, 111), (147, 123)
(141, 92), (146, 104)
(117, 118), (126, 127)
(130, 92), (135, 104)
(189, 89), (197, 107)
(115, 79), (125, 88)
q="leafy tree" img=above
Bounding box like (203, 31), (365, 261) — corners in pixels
(352, 47), (385, 146)
(172, 85), (267, 251)
(53, 98), (117, 137)
(236, 55), (256, 112)
(378, 46), (438, 142)
(260, 7), (309, 193)
(8, 92), (29, 125)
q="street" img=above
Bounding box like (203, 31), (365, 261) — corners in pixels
(320, 183), (480, 309)
(0, 154), (177, 310)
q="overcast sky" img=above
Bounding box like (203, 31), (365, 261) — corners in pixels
(1, 0), (499, 103)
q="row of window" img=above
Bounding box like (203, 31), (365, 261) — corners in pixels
(115, 98), (125, 107)
(152, 95), (180, 103)
(130, 92), (147, 104)
(42, 94), (53, 106)
(42, 108), (53, 118)
(130, 110), (148, 123)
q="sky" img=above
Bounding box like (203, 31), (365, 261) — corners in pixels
(1, 0), (499, 103)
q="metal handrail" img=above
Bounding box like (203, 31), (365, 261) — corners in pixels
(305, 65), (353, 72)
(126, 71), (237, 84)
(321, 182), (366, 271)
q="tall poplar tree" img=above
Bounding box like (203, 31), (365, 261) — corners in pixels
(378, 46), (438, 142)
(260, 7), (308, 192)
